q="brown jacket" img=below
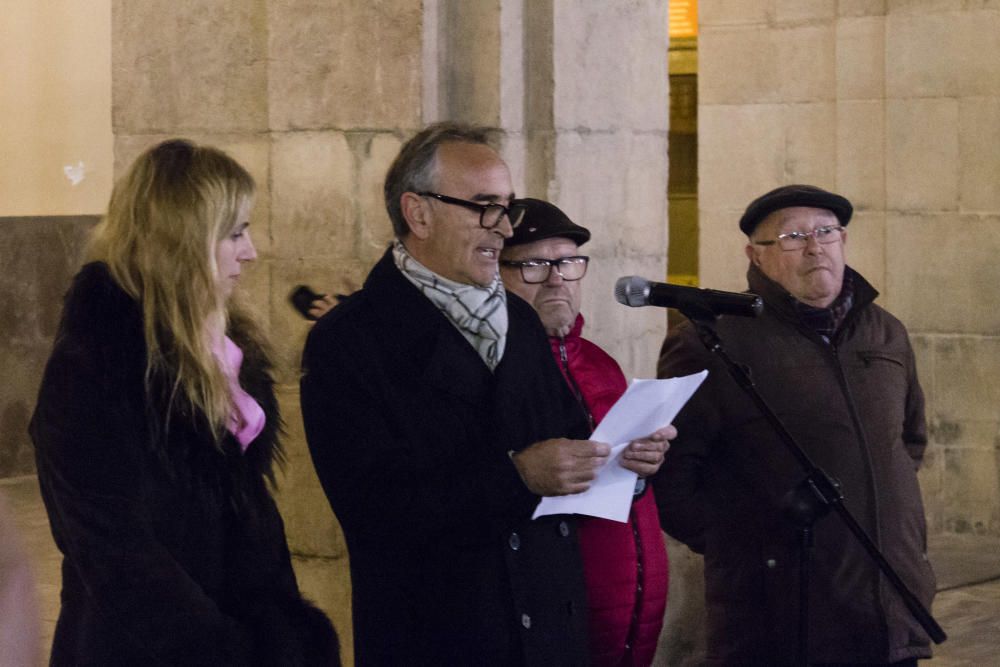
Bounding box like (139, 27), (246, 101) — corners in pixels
(654, 265), (935, 665)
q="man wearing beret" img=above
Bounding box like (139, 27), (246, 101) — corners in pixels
(500, 198), (671, 667)
(653, 185), (936, 665)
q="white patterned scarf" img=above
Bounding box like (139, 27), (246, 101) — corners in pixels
(393, 239), (508, 370)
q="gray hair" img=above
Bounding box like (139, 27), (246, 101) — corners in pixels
(383, 121), (502, 237)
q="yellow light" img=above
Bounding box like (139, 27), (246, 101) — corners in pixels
(669, 0), (698, 39)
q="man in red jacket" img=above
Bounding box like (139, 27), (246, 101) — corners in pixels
(500, 198), (671, 667)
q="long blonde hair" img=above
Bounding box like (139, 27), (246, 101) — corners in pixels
(88, 138), (257, 440)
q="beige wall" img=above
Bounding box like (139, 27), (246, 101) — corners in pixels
(697, 1), (1000, 538)
(0, 1), (113, 216)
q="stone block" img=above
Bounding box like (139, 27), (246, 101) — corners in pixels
(887, 11), (1000, 98)
(836, 16), (886, 100)
(844, 211), (886, 294)
(267, 0), (421, 130)
(498, 132), (528, 201)
(269, 131), (356, 262)
(885, 214), (1000, 334)
(784, 102), (837, 186)
(273, 386), (348, 560)
(930, 336), (1000, 423)
(655, 537), (706, 666)
(0, 216), (95, 478)
(838, 0), (887, 16)
(774, 0), (836, 22)
(699, 28), (776, 106)
(885, 98), (959, 212)
(941, 446), (1000, 534)
(583, 255), (666, 381)
(352, 132), (402, 268)
(698, 104), (785, 211)
(700, 25), (835, 105)
(498, 0), (525, 132)
(438, 0), (502, 125)
(291, 554), (353, 665)
(886, 0), (964, 14)
(0, 347), (41, 477)
(837, 100), (886, 210)
(552, 130), (669, 256)
(698, 0), (772, 26)
(112, 1), (268, 133)
(552, 1), (669, 131)
(959, 96), (1000, 212)
(697, 208), (755, 294)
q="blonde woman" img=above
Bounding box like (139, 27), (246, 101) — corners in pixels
(30, 139), (339, 665)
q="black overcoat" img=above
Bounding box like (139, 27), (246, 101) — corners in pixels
(301, 250), (591, 666)
(30, 263), (338, 666)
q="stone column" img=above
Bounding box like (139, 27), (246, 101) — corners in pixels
(428, 0), (670, 379)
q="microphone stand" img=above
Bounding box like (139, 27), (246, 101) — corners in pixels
(681, 307), (946, 666)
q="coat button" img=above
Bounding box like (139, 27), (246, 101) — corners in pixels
(766, 558), (777, 569)
(508, 532), (521, 551)
(521, 613), (531, 629)
(558, 521), (570, 537)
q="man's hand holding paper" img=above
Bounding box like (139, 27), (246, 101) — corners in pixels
(532, 370), (708, 522)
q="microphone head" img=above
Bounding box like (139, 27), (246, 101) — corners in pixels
(614, 276), (650, 307)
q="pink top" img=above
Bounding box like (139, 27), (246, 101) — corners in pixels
(213, 335), (265, 452)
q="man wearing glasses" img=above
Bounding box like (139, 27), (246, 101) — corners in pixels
(654, 185), (935, 665)
(500, 198), (671, 667)
(301, 122), (671, 665)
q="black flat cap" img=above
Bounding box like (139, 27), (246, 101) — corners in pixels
(739, 184), (853, 236)
(506, 198), (591, 247)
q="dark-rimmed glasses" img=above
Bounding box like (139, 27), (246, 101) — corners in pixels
(417, 192), (526, 230)
(500, 256), (590, 284)
(752, 224), (845, 251)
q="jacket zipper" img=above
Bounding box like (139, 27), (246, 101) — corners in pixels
(825, 329), (890, 651)
(560, 335), (645, 660)
(559, 337), (595, 432)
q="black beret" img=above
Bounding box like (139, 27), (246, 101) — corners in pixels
(739, 184), (853, 236)
(506, 198), (591, 247)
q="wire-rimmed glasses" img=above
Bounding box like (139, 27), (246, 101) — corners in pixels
(752, 224), (845, 251)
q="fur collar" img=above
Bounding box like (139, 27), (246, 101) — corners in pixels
(60, 262), (284, 501)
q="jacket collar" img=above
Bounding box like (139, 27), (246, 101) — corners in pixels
(746, 263), (878, 335)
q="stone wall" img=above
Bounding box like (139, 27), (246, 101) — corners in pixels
(0, 216), (98, 480)
(697, 1), (1000, 539)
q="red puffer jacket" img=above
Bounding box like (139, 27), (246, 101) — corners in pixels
(550, 314), (669, 667)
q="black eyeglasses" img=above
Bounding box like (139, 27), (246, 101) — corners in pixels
(417, 192), (526, 230)
(500, 256), (590, 284)
(752, 224), (845, 251)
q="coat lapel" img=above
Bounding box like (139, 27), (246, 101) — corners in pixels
(366, 249), (494, 408)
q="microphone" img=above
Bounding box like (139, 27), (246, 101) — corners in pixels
(614, 276), (763, 318)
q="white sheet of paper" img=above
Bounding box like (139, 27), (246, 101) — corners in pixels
(532, 370), (708, 523)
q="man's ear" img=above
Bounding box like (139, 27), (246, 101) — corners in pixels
(401, 192), (431, 240)
(744, 243), (759, 266)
